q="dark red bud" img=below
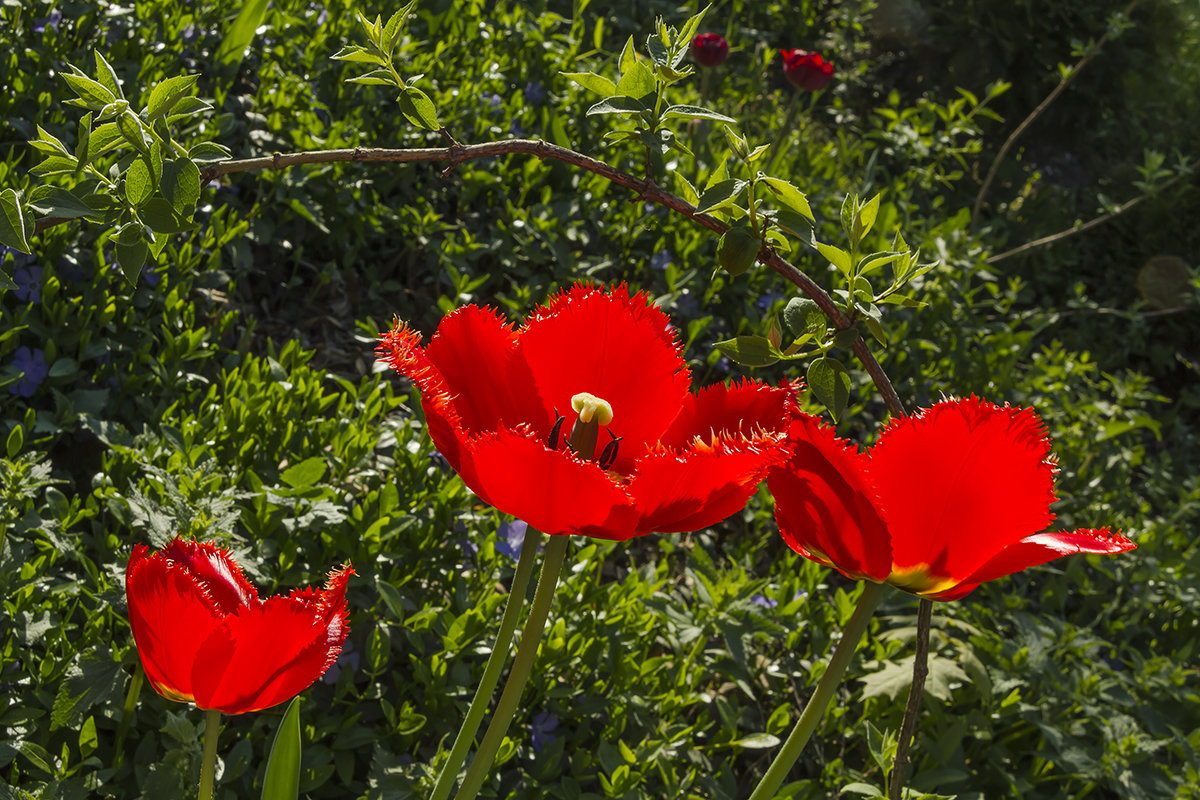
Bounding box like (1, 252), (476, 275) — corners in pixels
(780, 48), (835, 91)
(691, 33), (729, 67)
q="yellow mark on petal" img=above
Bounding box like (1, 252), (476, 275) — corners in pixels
(887, 563), (959, 597)
(571, 392), (613, 426)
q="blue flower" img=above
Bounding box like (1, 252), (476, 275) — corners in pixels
(523, 81), (546, 105)
(34, 9), (61, 33)
(321, 640), (360, 684)
(8, 347), (48, 398)
(495, 518), (528, 560)
(181, 23), (197, 41)
(12, 265), (43, 304)
(755, 290), (785, 311)
(750, 593), (778, 608)
(485, 93), (503, 112)
(650, 249), (672, 271)
(529, 710), (559, 752)
(509, 120), (526, 138)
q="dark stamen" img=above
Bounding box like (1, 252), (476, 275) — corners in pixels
(598, 430), (622, 470)
(547, 410), (566, 450)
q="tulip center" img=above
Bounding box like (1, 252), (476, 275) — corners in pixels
(547, 392), (621, 469)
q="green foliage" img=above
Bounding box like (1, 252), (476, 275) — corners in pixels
(0, 0), (1196, 799)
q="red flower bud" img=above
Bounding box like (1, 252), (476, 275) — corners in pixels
(779, 48), (834, 91)
(691, 33), (729, 67)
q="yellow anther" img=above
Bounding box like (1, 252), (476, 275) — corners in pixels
(571, 392), (613, 426)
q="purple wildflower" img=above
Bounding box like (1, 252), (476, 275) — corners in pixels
(523, 81), (546, 105)
(495, 519), (528, 560)
(485, 93), (502, 112)
(529, 710), (559, 752)
(750, 593), (778, 608)
(34, 9), (62, 33)
(321, 639), (360, 684)
(8, 347), (48, 398)
(181, 23), (197, 41)
(650, 249), (672, 271)
(12, 265), (43, 303)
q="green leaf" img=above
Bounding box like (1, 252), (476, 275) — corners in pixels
(125, 158), (154, 207)
(75, 112), (92, 166)
(261, 697), (302, 800)
(31, 125), (72, 157)
(115, 240), (148, 285)
(398, 87), (439, 131)
(140, 197), (190, 234)
(381, 0), (418, 52)
(145, 74), (200, 124)
(117, 110), (148, 153)
(615, 59), (655, 101)
(676, 4), (711, 59)
(858, 251), (905, 277)
(214, 0), (271, 67)
(714, 336), (781, 368)
(86, 123), (125, 160)
(346, 70), (396, 87)
(0, 189), (32, 254)
(29, 155), (79, 177)
(760, 177), (813, 221)
(330, 45), (386, 65)
(814, 239), (852, 275)
(281, 457), (327, 489)
(560, 71), (617, 97)
(585, 95), (650, 116)
(783, 297), (826, 338)
(695, 179), (747, 214)
(6, 423), (22, 458)
(190, 141), (232, 163)
(27, 186), (100, 220)
(645, 33), (669, 67)
(806, 357), (851, 422)
(729, 733), (781, 749)
(93, 52), (124, 100)
(662, 104), (735, 124)
(618, 36), (638, 74)
(61, 69), (116, 108)
(161, 158), (201, 216)
(855, 192), (882, 239)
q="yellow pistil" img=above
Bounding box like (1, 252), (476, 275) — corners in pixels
(567, 392), (614, 460)
(571, 392), (614, 426)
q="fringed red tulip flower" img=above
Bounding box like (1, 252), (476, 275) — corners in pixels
(780, 48), (834, 91)
(378, 282), (799, 540)
(126, 538), (353, 714)
(768, 396), (1135, 600)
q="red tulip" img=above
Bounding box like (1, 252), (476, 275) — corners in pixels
(779, 48), (834, 91)
(768, 397), (1135, 600)
(378, 283), (799, 540)
(125, 539), (353, 714)
(691, 33), (729, 67)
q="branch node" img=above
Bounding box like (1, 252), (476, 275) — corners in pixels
(272, 151), (283, 169)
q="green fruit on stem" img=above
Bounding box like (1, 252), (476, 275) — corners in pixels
(717, 227), (760, 276)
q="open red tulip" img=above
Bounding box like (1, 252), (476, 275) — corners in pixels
(768, 396), (1135, 600)
(779, 48), (834, 91)
(125, 539), (353, 714)
(378, 282), (799, 540)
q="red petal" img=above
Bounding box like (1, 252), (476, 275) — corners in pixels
(424, 304), (549, 435)
(160, 538), (257, 614)
(377, 322), (472, 477)
(629, 435), (786, 534)
(768, 415), (893, 581)
(190, 566), (354, 714)
(931, 527), (1136, 600)
(518, 284), (690, 472)
(125, 543), (226, 704)
(869, 396), (1057, 585)
(465, 427), (640, 539)
(658, 378), (800, 449)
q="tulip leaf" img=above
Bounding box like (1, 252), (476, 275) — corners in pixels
(281, 456), (327, 489)
(214, 0), (271, 68)
(261, 697), (302, 800)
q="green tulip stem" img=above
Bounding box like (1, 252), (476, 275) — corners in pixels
(198, 708), (221, 800)
(763, 89), (816, 180)
(452, 534), (570, 800)
(747, 581), (888, 800)
(428, 527), (541, 800)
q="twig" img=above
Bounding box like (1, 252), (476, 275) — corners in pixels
(888, 598), (932, 799)
(970, 0), (1144, 231)
(986, 173), (1187, 263)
